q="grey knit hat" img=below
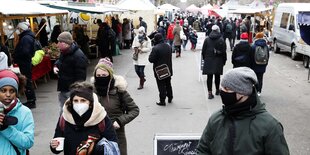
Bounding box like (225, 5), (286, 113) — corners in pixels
(57, 31), (73, 45)
(221, 67), (258, 95)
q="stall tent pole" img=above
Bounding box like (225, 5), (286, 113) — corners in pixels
(30, 17), (34, 33)
(0, 16), (5, 45)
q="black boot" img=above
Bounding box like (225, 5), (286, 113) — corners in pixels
(156, 101), (166, 106)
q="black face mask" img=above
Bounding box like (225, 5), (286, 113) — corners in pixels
(94, 76), (111, 96)
(219, 90), (242, 106)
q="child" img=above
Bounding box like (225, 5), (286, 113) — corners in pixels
(189, 30), (198, 51)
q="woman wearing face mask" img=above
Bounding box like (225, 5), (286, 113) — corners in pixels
(92, 57), (140, 155)
(53, 32), (88, 114)
(50, 81), (117, 155)
(0, 69), (35, 155)
(132, 26), (152, 90)
(197, 67), (289, 155)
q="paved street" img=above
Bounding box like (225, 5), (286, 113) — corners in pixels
(29, 35), (310, 155)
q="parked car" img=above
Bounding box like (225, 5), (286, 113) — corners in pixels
(272, 3), (310, 66)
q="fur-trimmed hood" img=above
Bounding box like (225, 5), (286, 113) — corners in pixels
(62, 93), (107, 127)
(90, 75), (128, 93)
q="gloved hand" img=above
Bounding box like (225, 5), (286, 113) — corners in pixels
(53, 67), (59, 74)
(0, 114), (18, 130)
(113, 121), (120, 129)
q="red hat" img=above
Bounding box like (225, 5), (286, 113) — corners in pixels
(240, 33), (248, 39)
(0, 70), (19, 83)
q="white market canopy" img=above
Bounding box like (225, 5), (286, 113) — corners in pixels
(186, 4), (200, 13)
(0, 0), (68, 18)
(43, 1), (127, 14)
(229, 7), (273, 15)
(157, 3), (180, 11)
(117, 0), (156, 11)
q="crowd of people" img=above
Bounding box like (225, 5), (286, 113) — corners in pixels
(0, 9), (290, 154)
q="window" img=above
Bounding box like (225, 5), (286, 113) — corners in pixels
(280, 13), (290, 29)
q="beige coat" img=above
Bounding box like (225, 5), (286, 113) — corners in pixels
(173, 25), (182, 46)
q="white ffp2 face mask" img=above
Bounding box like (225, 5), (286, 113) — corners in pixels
(73, 103), (89, 116)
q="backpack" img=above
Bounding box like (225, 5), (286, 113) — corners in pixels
(58, 115), (105, 132)
(225, 23), (233, 33)
(254, 45), (269, 65)
(33, 39), (42, 57)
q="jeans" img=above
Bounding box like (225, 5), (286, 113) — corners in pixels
(134, 65), (145, 78)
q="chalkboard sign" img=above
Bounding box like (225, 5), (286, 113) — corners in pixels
(154, 133), (201, 155)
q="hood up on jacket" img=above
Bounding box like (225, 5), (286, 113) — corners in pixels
(253, 39), (267, 47)
(62, 93), (107, 127)
(90, 75), (128, 93)
(209, 31), (222, 40)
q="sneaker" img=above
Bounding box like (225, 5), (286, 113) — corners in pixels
(215, 90), (220, 95)
(208, 94), (214, 99)
(257, 92), (261, 97)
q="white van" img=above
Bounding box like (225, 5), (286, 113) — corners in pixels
(272, 3), (310, 64)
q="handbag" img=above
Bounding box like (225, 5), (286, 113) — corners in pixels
(155, 64), (171, 80)
(180, 30), (186, 40)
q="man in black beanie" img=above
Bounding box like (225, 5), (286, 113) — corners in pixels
(197, 67), (289, 155)
(149, 33), (173, 106)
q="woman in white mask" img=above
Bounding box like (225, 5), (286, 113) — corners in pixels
(50, 81), (118, 155)
(132, 26), (152, 90)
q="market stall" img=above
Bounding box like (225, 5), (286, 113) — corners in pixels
(0, 0), (68, 86)
(117, 0), (156, 34)
(229, 7), (273, 43)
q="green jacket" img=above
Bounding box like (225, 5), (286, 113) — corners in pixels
(197, 95), (289, 155)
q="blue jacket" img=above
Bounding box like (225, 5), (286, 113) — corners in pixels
(0, 100), (34, 155)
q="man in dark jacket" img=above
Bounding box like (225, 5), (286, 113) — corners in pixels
(232, 32), (254, 68)
(53, 32), (88, 113)
(149, 33), (173, 106)
(14, 21), (37, 109)
(197, 67), (289, 155)
(201, 25), (227, 99)
(96, 19), (116, 62)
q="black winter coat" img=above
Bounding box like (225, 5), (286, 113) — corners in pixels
(201, 31), (227, 75)
(14, 30), (35, 65)
(232, 41), (254, 68)
(51, 94), (117, 155)
(149, 42), (173, 79)
(55, 43), (88, 92)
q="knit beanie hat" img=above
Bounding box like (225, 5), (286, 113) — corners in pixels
(17, 22), (30, 31)
(240, 32), (248, 39)
(255, 32), (264, 39)
(0, 70), (19, 92)
(94, 57), (113, 78)
(70, 85), (94, 104)
(0, 52), (8, 70)
(57, 32), (74, 45)
(212, 25), (220, 32)
(221, 67), (257, 95)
